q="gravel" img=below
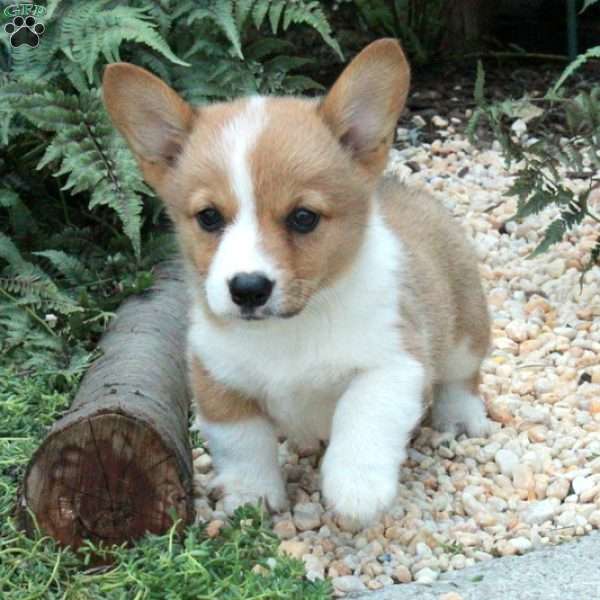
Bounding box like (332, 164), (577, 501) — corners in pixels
(354, 532), (600, 600)
(192, 121), (600, 594)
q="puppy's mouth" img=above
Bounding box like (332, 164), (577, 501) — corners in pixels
(240, 311), (264, 321)
(239, 307), (302, 321)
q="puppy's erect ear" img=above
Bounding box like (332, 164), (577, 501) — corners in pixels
(102, 62), (194, 190)
(318, 38), (410, 178)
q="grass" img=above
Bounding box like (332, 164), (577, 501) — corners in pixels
(0, 362), (332, 599)
(439, 541), (465, 556)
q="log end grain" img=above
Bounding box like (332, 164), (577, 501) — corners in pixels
(22, 412), (192, 548)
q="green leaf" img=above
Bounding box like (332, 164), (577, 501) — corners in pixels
(515, 190), (551, 219)
(530, 219), (566, 257)
(212, 1), (244, 59)
(252, 0), (271, 29)
(580, 0), (600, 13)
(550, 46), (600, 95)
(0, 232), (27, 269)
(0, 189), (35, 238)
(32, 251), (92, 286)
(269, 0), (286, 33)
(60, 1), (189, 83)
(235, 0), (256, 30)
(14, 89), (145, 255)
(245, 37), (295, 60)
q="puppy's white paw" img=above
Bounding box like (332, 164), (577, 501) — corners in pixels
(321, 452), (398, 525)
(211, 469), (288, 513)
(433, 384), (493, 438)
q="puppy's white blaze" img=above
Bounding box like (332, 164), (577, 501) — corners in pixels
(205, 96), (281, 316)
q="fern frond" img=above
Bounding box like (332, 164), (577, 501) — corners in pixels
(550, 46), (600, 95)
(9, 25), (62, 81)
(0, 232), (28, 270)
(0, 188), (35, 238)
(252, 0), (271, 29)
(530, 219), (567, 257)
(32, 250), (92, 286)
(282, 1), (342, 58)
(244, 37), (295, 60)
(0, 306), (64, 356)
(15, 89), (147, 255)
(60, 1), (189, 82)
(255, 0), (342, 59)
(235, 0), (256, 30)
(268, 0), (286, 33)
(188, 2), (243, 59)
(0, 275), (79, 315)
(212, 1), (244, 59)
(0, 234), (81, 316)
(581, 0), (600, 13)
(0, 78), (47, 145)
(189, 0), (341, 59)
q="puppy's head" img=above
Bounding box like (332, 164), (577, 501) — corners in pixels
(103, 39), (410, 322)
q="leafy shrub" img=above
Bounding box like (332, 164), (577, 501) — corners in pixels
(334, 0), (445, 64)
(0, 0), (342, 363)
(469, 46), (600, 276)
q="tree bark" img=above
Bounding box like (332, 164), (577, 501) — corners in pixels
(18, 261), (193, 548)
(442, 0), (495, 51)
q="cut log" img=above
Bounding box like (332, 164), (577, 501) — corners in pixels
(18, 261), (194, 548)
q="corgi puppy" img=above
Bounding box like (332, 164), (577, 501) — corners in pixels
(103, 39), (491, 525)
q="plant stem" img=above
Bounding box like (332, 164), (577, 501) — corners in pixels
(463, 51), (570, 62)
(0, 287), (57, 337)
(586, 210), (600, 224)
(58, 187), (71, 227)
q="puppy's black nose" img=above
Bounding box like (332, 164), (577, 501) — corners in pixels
(229, 272), (274, 309)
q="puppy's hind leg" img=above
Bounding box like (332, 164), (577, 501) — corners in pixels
(432, 376), (492, 438)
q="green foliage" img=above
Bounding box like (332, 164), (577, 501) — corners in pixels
(187, 0), (342, 62)
(0, 365), (331, 599)
(581, 0), (600, 13)
(469, 53), (600, 274)
(350, 0), (445, 64)
(0, 184), (173, 367)
(550, 46), (600, 95)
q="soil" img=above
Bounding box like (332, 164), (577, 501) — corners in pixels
(399, 58), (600, 144)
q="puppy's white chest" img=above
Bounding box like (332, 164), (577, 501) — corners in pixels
(193, 317), (377, 440)
(188, 206), (405, 442)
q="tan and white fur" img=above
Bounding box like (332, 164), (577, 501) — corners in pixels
(103, 39), (491, 525)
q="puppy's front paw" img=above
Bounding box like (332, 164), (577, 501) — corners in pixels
(321, 452), (399, 525)
(211, 469), (288, 514)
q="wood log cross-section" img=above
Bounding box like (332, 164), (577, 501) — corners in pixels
(18, 262), (194, 548)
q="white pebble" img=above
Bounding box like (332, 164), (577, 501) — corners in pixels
(332, 576), (366, 593)
(432, 115), (449, 128)
(415, 567), (439, 584)
(572, 476), (594, 496)
(509, 537), (533, 554)
(520, 498), (558, 525)
(293, 502), (323, 531)
(495, 449), (520, 477)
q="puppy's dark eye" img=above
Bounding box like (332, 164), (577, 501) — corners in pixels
(197, 208), (224, 232)
(286, 208), (320, 234)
